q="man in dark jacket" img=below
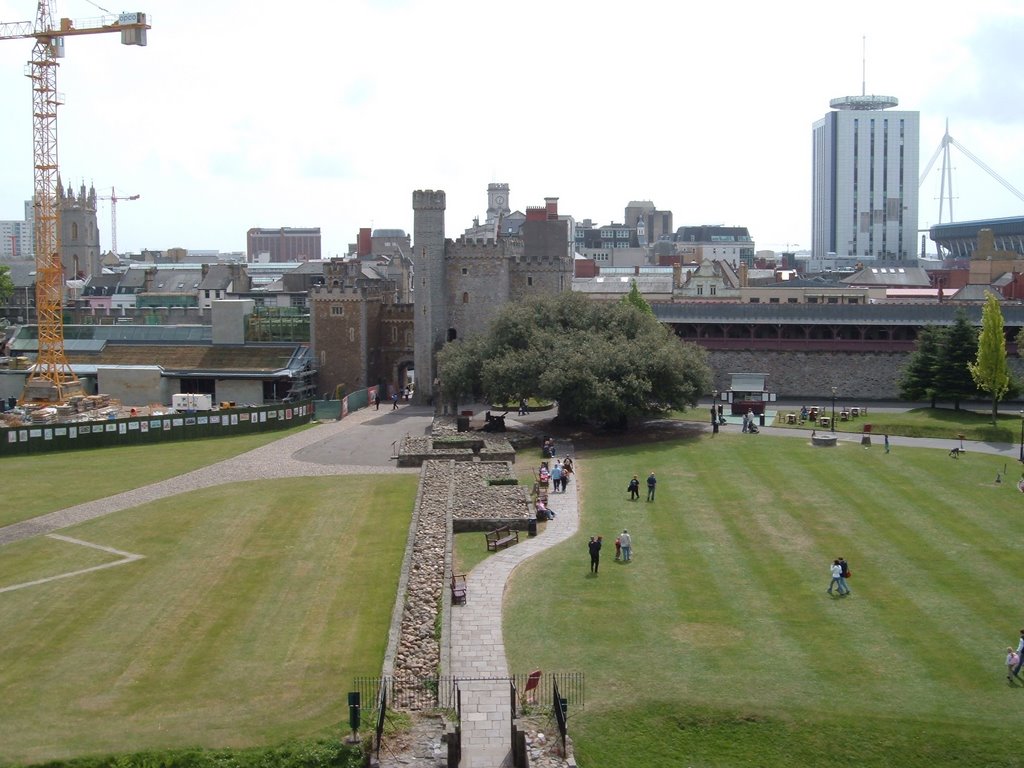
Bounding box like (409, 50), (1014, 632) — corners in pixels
(588, 536), (602, 574)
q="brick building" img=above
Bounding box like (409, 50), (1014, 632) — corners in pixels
(246, 227), (322, 262)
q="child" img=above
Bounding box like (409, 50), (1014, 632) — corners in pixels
(615, 536), (622, 561)
(1008, 647), (1021, 682)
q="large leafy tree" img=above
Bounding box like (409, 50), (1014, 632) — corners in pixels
(436, 292), (712, 426)
(899, 325), (944, 407)
(968, 292), (1010, 424)
(0, 265), (13, 305)
(932, 308), (980, 410)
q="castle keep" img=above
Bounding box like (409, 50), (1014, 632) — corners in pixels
(412, 189), (572, 406)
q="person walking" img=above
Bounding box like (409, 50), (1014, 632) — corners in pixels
(588, 536), (602, 574)
(646, 472), (657, 502)
(837, 556), (851, 595)
(1007, 646), (1022, 683)
(827, 559), (848, 595)
(551, 461), (563, 493)
(373, 393), (380, 410)
(391, 392), (400, 410)
(614, 535), (622, 561)
(1014, 630), (1024, 679)
(620, 529), (632, 562)
(884, 434), (890, 453)
(627, 475), (640, 501)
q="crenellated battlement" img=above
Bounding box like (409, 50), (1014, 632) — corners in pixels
(412, 189), (446, 210)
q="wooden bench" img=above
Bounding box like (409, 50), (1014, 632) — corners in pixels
(486, 526), (519, 551)
(450, 573), (467, 604)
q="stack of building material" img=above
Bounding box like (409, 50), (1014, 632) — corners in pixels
(30, 407), (58, 424)
(54, 405), (74, 422)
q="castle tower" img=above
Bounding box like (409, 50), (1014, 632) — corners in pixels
(58, 180), (101, 278)
(485, 182), (510, 228)
(412, 189), (446, 406)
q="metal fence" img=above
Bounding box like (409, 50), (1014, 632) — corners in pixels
(352, 672), (584, 714)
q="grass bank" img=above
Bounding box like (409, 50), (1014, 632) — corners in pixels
(504, 430), (1023, 767)
(0, 474), (417, 765)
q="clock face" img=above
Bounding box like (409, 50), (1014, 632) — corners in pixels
(494, 194), (506, 206)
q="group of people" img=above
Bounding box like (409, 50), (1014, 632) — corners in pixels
(627, 472), (656, 501)
(540, 457), (573, 493)
(371, 386), (412, 411)
(588, 528), (633, 573)
(827, 557), (851, 596)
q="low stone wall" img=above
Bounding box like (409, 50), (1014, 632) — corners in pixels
(386, 424), (533, 706)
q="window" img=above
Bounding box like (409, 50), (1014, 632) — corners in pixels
(749, 297), (760, 303)
(462, 292), (469, 303)
(710, 285), (717, 296)
(827, 297), (838, 304)
(331, 305), (344, 316)
(392, 326), (398, 342)
(787, 297), (798, 304)
(808, 297), (818, 304)
(697, 285), (703, 296)
(527, 276), (533, 286)
(769, 297), (780, 303)
(461, 268), (468, 275)
(290, 295), (307, 308)
(71, 222), (79, 241)
(348, 327), (355, 342)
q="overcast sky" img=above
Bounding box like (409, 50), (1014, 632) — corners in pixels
(1, 0), (1022, 257)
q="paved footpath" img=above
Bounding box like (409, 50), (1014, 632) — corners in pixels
(445, 438), (579, 768)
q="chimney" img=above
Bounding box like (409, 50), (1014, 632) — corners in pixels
(672, 262), (681, 288)
(358, 227), (371, 258)
(545, 197), (559, 220)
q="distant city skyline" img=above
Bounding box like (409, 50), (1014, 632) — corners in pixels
(0, 0), (1022, 257)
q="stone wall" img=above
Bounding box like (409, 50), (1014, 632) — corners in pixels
(707, 349), (1024, 400)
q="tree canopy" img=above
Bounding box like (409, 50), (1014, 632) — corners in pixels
(901, 309), (981, 409)
(0, 265), (13, 305)
(436, 292), (712, 425)
(968, 292), (1010, 424)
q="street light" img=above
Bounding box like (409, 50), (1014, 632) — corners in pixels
(1018, 411), (1023, 463)
(831, 387), (837, 434)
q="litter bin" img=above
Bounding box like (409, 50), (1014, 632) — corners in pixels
(456, 416), (470, 432)
(863, 423), (872, 433)
(527, 519), (537, 537)
(759, 413), (765, 426)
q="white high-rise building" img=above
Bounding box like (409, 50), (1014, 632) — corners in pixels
(0, 200), (35, 260)
(812, 94), (919, 260)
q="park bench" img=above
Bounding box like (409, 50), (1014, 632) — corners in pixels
(451, 573), (467, 604)
(485, 525), (519, 552)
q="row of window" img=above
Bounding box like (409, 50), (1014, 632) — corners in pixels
(747, 296), (860, 304)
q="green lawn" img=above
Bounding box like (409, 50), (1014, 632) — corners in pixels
(0, 425), (312, 527)
(504, 430), (1024, 767)
(0, 474), (418, 765)
(769, 405), (1022, 442)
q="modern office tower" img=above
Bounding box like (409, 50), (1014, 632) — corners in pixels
(812, 92), (919, 260)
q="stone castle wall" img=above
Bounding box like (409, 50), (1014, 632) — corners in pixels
(707, 348), (1024, 400)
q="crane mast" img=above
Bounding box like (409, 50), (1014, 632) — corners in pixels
(100, 187), (141, 258)
(0, 2), (150, 404)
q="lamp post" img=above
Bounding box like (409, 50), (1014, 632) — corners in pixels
(831, 387), (837, 434)
(1019, 411), (1023, 463)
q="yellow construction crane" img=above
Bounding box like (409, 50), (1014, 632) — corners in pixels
(98, 187), (140, 258)
(0, 2), (150, 404)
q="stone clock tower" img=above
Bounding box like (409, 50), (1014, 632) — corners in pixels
(485, 182), (510, 227)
